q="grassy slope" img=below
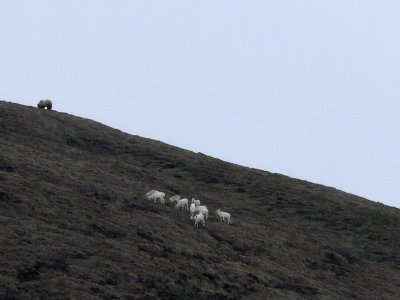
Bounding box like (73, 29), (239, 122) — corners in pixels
(1, 101), (400, 299)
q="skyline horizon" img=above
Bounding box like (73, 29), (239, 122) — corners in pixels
(1, 1), (399, 208)
(2, 98), (397, 209)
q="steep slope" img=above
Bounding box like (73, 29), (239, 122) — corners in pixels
(1, 101), (399, 299)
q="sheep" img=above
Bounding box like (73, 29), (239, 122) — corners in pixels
(190, 203), (196, 217)
(37, 99), (52, 110)
(194, 205), (208, 220)
(169, 195), (180, 204)
(145, 190), (157, 200)
(191, 198), (201, 206)
(150, 191), (165, 205)
(191, 212), (205, 227)
(175, 198), (189, 210)
(145, 190), (165, 205)
(215, 209), (232, 224)
(195, 205), (207, 211)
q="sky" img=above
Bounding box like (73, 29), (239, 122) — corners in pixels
(1, 1), (399, 208)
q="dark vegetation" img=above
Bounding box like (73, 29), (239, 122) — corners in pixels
(1, 101), (400, 299)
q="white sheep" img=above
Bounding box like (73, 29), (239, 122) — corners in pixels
(194, 205), (208, 220)
(215, 209), (232, 224)
(191, 198), (201, 206)
(191, 212), (205, 227)
(190, 203), (196, 217)
(169, 195), (180, 204)
(146, 190), (165, 205)
(145, 190), (157, 199)
(175, 198), (189, 210)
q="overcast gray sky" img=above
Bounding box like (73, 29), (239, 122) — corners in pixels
(1, 1), (399, 208)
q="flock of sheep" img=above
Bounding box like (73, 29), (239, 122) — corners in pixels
(35, 99), (232, 228)
(145, 190), (232, 227)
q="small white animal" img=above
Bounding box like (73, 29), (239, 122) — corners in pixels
(146, 190), (165, 205)
(190, 203), (196, 217)
(191, 198), (201, 206)
(145, 190), (157, 200)
(194, 205), (208, 220)
(215, 209), (232, 224)
(175, 198), (189, 210)
(169, 195), (180, 203)
(191, 212), (205, 227)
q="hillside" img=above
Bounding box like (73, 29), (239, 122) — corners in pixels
(1, 101), (400, 299)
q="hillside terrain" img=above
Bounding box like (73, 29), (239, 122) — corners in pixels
(1, 101), (400, 299)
